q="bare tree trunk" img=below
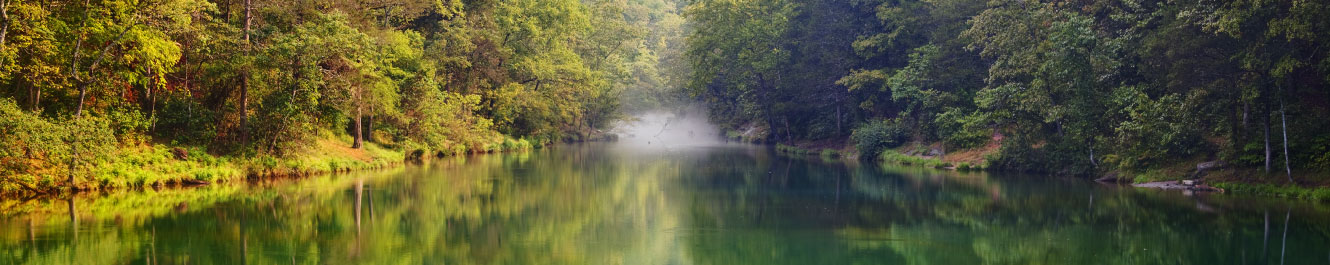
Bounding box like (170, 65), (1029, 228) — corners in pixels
(352, 105), (363, 149)
(1089, 144), (1097, 167)
(29, 85), (39, 111)
(239, 0), (252, 145)
(1281, 101), (1292, 183)
(365, 105), (373, 143)
(74, 82), (90, 117)
(1264, 112), (1271, 173)
(0, 0), (9, 49)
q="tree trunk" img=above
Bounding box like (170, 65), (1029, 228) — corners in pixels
(365, 105), (373, 143)
(1089, 142), (1097, 167)
(75, 82), (90, 117)
(70, 80), (93, 190)
(1281, 101), (1292, 182)
(238, 0), (252, 145)
(0, 0), (9, 49)
(352, 105), (363, 149)
(1264, 111), (1271, 173)
(30, 84), (39, 112)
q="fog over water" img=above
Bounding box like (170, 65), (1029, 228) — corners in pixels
(613, 105), (725, 149)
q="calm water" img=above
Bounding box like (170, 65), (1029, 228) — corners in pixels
(3, 143), (1330, 264)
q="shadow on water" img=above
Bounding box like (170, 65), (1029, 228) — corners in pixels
(2, 143), (1330, 264)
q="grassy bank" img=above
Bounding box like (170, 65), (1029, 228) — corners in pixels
(1212, 182), (1330, 201)
(1, 136), (404, 196)
(775, 143), (843, 159)
(872, 143), (993, 171)
(0, 133), (538, 197)
(1129, 166), (1330, 201)
(848, 140), (1330, 202)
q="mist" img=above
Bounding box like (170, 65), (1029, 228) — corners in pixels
(613, 105), (725, 149)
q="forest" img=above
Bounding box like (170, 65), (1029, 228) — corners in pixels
(0, 0), (689, 194)
(3, 0), (1330, 195)
(686, 0), (1330, 185)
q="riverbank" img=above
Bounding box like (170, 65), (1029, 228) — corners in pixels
(0, 133), (541, 198)
(0, 136), (402, 197)
(763, 136), (1330, 202)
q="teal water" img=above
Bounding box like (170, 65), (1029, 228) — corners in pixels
(2, 143), (1330, 264)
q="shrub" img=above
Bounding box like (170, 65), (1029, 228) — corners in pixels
(935, 109), (990, 149)
(726, 130), (743, 140)
(0, 99), (116, 191)
(852, 119), (909, 158)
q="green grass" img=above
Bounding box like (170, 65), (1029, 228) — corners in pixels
(776, 144), (816, 156)
(238, 137), (405, 177)
(89, 145), (244, 188)
(879, 150), (951, 169)
(1213, 182), (1330, 201)
(725, 130), (743, 140)
(1129, 170), (1175, 184)
(725, 130), (766, 143)
(15, 134), (417, 195)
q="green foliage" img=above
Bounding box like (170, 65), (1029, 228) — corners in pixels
(0, 0), (682, 195)
(776, 144), (815, 156)
(820, 149), (840, 158)
(851, 119), (908, 158)
(934, 108), (989, 149)
(686, 0), (1330, 179)
(879, 150), (948, 169)
(1107, 86), (1204, 169)
(0, 99), (116, 191)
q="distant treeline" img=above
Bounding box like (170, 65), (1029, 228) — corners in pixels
(684, 0), (1330, 176)
(0, 0), (687, 189)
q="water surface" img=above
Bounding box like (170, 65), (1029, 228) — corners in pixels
(3, 143), (1330, 264)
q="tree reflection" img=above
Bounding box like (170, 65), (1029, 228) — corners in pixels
(2, 144), (1330, 264)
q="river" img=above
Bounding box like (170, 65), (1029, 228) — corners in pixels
(2, 141), (1330, 264)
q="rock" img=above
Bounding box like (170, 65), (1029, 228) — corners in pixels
(1191, 160), (1226, 178)
(1197, 161), (1226, 171)
(1133, 181), (1224, 193)
(927, 148), (944, 157)
(171, 147), (188, 160)
(182, 179), (210, 186)
(1095, 171), (1123, 183)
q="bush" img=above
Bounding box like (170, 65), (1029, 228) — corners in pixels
(935, 108), (990, 149)
(852, 119), (909, 158)
(879, 150), (947, 168)
(0, 99), (116, 191)
(987, 137), (1095, 175)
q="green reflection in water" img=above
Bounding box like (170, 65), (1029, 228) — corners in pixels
(3, 143), (1330, 264)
